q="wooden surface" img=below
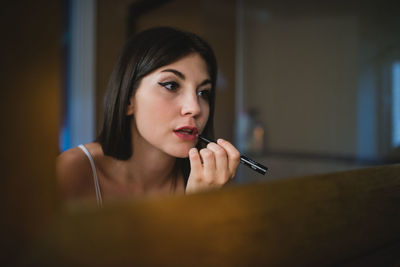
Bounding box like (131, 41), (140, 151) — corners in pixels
(28, 164), (400, 266)
(0, 1), (61, 265)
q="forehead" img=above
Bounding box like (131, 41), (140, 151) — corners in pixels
(156, 53), (209, 77)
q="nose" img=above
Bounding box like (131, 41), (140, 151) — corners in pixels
(180, 91), (201, 117)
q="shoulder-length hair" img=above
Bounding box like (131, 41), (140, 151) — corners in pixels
(97, 27), (217, 180)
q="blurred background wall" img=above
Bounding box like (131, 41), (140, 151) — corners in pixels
(238, 0), (400, 182)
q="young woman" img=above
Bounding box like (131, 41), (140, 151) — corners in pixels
(56, 27), (240, 206)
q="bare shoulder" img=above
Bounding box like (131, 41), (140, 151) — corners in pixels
(56, 145), (95, 200)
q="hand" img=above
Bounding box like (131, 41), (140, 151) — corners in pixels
(185, 138), (240, 194)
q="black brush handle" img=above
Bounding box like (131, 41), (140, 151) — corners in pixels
(197, 135), (268, 175)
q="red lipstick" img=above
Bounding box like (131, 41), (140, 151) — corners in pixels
(173, 126), (198, 141)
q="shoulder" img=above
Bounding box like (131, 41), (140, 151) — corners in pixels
(56, 144), (96, 201)
(56, 146), (90, 176)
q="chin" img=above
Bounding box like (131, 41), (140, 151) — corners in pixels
(173, 151), (191, 158)
(168, 146), (192, 158)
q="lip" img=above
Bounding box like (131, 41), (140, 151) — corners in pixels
(173, 126), (198, 141)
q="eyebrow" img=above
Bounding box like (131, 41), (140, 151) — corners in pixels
(161, 68), (212, 87)
(161, 69), (185, 79)
(199, 79), (212, 87)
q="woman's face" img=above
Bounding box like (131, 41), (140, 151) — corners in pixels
(128, 53), (211, 158)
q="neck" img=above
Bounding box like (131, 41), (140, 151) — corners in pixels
(110, 132), (178, 192)
(127, 147), (177, 189)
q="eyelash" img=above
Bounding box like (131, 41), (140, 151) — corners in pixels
(197, 90), (211, 100)
(158, 81), (211, 101)
(158, 81), (179, 91)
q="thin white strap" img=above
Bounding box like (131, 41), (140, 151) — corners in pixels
(78, 145), (103, 207)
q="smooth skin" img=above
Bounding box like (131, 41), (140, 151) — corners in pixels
(57, 53), (240, 203)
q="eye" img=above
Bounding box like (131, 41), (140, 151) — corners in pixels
(158, 81), (179, 91)
(197, 89), (211, 101)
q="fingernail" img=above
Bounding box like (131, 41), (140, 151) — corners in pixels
(189, 148), (197, 155)
(217, 138), (225, 144)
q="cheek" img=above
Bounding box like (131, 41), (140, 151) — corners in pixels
(201, 102), (210, 127)
(134, 96), (174, 131)
(193, 108), (209, 138)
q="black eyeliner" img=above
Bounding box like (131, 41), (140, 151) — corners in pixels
(197, 135), (268, 175)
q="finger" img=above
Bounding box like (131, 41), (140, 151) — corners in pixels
(206, 142), (228, 181)
(199, 148), (215, 184)
(217, 139), (240, 177)
(189, 148), (202, 175)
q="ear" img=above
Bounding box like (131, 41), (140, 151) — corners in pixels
(126, 96), (135, 116)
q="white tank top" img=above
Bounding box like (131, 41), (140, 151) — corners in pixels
(78, 144), (103, 207)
